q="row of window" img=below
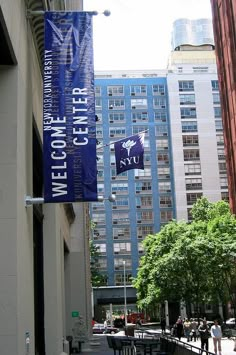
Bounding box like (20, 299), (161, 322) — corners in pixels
(93, 225), (154, 241)
(178, 80), (219, 92)
(96, 98), (167, 110)
(95, 84), (166, 96)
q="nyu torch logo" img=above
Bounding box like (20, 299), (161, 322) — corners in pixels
(115, 133), (144, 175)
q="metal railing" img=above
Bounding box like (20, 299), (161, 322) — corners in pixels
(161, 335), (215, 355)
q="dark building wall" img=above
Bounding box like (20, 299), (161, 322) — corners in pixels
(211, 0), (236, 213)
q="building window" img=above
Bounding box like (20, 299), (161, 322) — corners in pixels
(107, 85), (124, 96)
(152, 84), (165, 95)
(109, 99), (125, 109)
(114, 242), (131, 255)
(94, 243), (107, 255)
(160, 210), (173, 223)
(136, 196), (153, 208)
(155, 125), (168, 136)
(97, 258), (107, 270)
(181, 121), (198, 133)
(179, 80), (194, 91)
(111, 169), (127, 178)
(217, 148), (225, 160)
(221, 192), (229, 202)
(157, 152), (169, 164)
(112, 183), (128, 193)
(220, 177), (228, 189)
(180, 107), (197, 119)
(96, 127), (103, 137)
(132, 111), (148, 121)
(137, 211), (153, 222)
(187, 208), (193, 221)
(214, 107), (221, 118)
(131, 98), (147, 109)
(187, 193), (202, 205)
(113, 227), (130, 240)
(185, 178), (202, 190)
(133, 125), (149, 135)
(115, 273), (132, 285)
(137, 225), (154, 238)
(184, 149), (200, 161)
(130, 85), (147, 95)
(113, 198), (129, 208)
(159, 195), (172, 207)
(184, 163), (201, 175)
(156, 139), (169, 149)
(211, 80), (219, 91)
(215, 120), (223, 131)
(109, 112), (125, 122)
(96, 154), (104, 165)
(109, 127), (126, 136)
(114, 258), (132, 270)
(158, 167), (170, 178)
(95, 86), (101, 96)
(216, 134), (224, 145)
(138, 242), (144, 254)
(136, 181), (152, 192)
(93, 228), (106, 241)
(135, 168), (151, 177)
(153, 97), (166, 108)
(219, 162), (227, 174)
(95, 98), (102, 109)
(180, 94), (195, 105)
(154, 110), (167, 122)
(93, 213), (106, 224)
(182, 135), (199, 146)
(112, 212), (129, 224)
(159, 181), (171, 193)
(213, 93), (220, 104)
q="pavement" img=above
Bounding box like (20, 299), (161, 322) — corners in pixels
(80, 331), (236, 355)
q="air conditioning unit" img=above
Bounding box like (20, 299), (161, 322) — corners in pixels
(114, 252), (119, 254)
(132, 106), (136, 109)
(131, 93), (135, 96)
(136, 191), (140, 194)
(132, 120), (136, 122)
(113, 206), (117, 209)
(135, 177), (139, 179)
(109, 93), (112, 96)
(114, 236), (118, 239)
(111, 163), (115, 166)
(161, 92), (165, 95)
(110, 120), (114, 123)
(112, 177), (116, 180)
(113, 221), (118, 224)
(110, 134), (114, 137)
(139, 250), (144, 254)
(137, 206), (141, 209)
(137, 220), (142, 223)
(138, 235), (143, 239)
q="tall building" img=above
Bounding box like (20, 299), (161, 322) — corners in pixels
(0, 1), (93, 354)
(92, 19), (228, 318)
(210, 0), (236, 214)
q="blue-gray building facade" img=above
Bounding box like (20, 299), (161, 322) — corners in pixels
(91, 71), (176, 310)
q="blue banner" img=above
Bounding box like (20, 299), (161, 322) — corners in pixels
(43, 12), (97, 203)
(114, 133), (145, 175)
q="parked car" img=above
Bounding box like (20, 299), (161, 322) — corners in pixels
(92, 323), (119, 334)
(226, 318), (236, 328)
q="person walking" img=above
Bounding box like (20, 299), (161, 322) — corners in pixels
(198, 319), (211, 354)
(190, 318), (198, 341)
(176, 316), (183, 341)
(211, 319), (222, 355)
(184, 318), (191, 342)
(160, 317), (166, 334)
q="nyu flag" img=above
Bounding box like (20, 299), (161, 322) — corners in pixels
(114, 133), (145, 175)
(43, 12), (97, 203)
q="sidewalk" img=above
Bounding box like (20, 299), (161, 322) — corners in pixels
(82, 334), (236, 354)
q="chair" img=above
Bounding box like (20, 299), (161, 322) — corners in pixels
(107, 336), (123, 355)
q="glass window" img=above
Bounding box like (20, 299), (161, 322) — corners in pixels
(184, 149), (200, 161)
(115, 273), (132, 285)
(182, 135), (199, 146)
(96, 127), (103, 137)
(130, 85), (147, 95)
(156, 139), (169, 149)
(220, 177), (228, 188)
(109, 127), (126, 136)
(158, 167), (170, 177)
(136, 196), (153, 208)
(114, 258), (132, 269)
(137, 225), (154, 238)
(113, 227), (130, 240)
(95, 98), (102, 109)
(179, 81), (194, 91)
(133, 125), (149, 134)
(213, 93), (220, 104)
(114, 243), (131, 254)
(217, 148), (225, 160)
(96, 154), (104, 164)
(94, 243), (106, 254)
(215, 120), (223, 131)
(131, 98), (147, 108)
(160, 210), (173, 223)
(159, 182), (171, 193)
(181, 121), (198, 133)
(185, 178), (202, 190)
(157, 152), (169, 163)
(97, 259), (107, 270)
(187, 193), (202, 205)
(136, 181), (152, 192)
(135, 168), (151, 177)
(219, 162), (227, 174)
(184, 163), (201, 175)
(109, 99), (125, 109)
(93, 228), (106, 240)
(112, 212), (129, 223)
(221, 192), (229, 202)
(154, 110), (167, 121)
(216, 134), (224, 145)
(180, 107), (197, 119)
(107, 86), (124, 95)
(132, 112), (148, 121)
(112, 183), (128, 193)
(111, 168), (127, 178)
(214, 107), (221, 118)
(180, 94), (195, 105)
(159, 195), (172, 207)
(137, 211), (153, 221)
(155, 125), (168, 136)
(211, 80), (219, 91)
(113, 198), (129, 208)
(153, 97), (166, 108)
(152, 84), (165, 95)
(109, 113), (125, 122)
(95, 86), (101, 96)
(93, 213), (106, 224)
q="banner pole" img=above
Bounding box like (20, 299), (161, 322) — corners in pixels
(97, 129), (148, 150)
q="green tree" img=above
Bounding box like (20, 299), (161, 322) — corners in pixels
(89, 240), (107, 287)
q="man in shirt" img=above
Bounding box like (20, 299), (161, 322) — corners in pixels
(198, 319), (210, 354)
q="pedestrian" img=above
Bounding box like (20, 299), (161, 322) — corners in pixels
(184, 318), (191, 342)
(161, 317), (166, 334)
(176, 316), (184, 341)
(104, 319), (108, 333)
(211, 319), (222, 355)
(136, 317), (142, 329)
(198, 319), (211, 354)
(190, 318), (198, 341)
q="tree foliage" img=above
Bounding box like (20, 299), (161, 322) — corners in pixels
(133, 198), (236, 315)
(90, 240), (107, 287)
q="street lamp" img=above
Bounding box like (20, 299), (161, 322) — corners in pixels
(123, 260), (127, 327)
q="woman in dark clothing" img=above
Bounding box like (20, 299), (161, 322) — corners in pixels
(176, 317), (184, 341)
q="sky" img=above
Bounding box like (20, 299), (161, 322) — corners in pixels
(83, 0), (213, 71)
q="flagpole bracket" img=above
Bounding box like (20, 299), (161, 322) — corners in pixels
(25, 195), (44, 207)
(97, 194), (116, 203)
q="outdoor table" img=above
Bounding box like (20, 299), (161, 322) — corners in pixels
(136, 338), (161, 355)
